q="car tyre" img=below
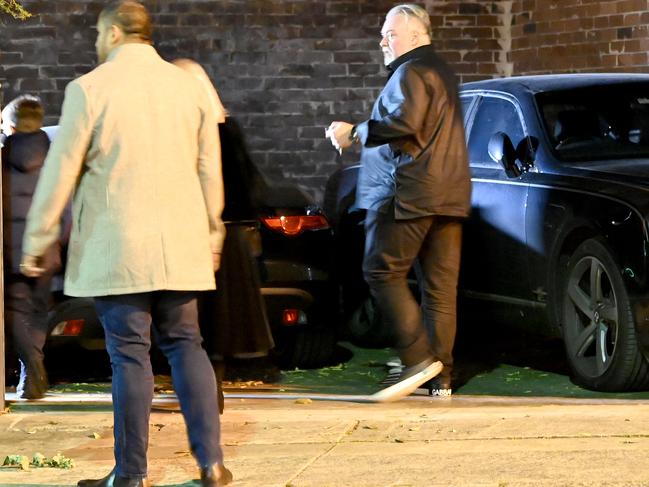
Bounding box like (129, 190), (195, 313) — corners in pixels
(562, 238), (649, 391)
(347, 297), (396, 349)
(271, 327), (337, 369)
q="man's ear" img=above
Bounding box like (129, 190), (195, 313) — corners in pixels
(109, 24), (124, 45)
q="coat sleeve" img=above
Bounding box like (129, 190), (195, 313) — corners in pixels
(22, 81), (92, 258)
(196, 94), (226, 256)
(355, 66), (430, 149)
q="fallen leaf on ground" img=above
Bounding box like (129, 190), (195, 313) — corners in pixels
(32, 453), (45, 467)
(48, 453), (74, 469)
(3, 455), (30, 470)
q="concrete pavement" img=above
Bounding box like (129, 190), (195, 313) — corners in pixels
(1, 393), (649, 486)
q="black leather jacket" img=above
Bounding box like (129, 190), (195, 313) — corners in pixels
(355, 45), (471, 219)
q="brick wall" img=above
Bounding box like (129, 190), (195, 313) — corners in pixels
(1, 1), (647, 202)
(511, 0), (649, 74)
(0, 0), (506, 202)
(426, 0), (512, 80)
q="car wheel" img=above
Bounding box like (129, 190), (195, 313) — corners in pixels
(271, 327), (338, 369)
(562, 238), (649, 391)
(347, 297), (396, 349)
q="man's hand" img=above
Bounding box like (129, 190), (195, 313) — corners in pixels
(325, 121), (355, 153)
(20, 254), (45, 278)
(212, 252), (221, 273)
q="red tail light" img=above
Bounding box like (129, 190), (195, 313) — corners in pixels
(261, 215), (329, 237)
(51, 319), (85, 336)
(282, 309), (307, 325)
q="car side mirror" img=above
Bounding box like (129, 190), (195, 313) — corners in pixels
(488, 132), (520, 178)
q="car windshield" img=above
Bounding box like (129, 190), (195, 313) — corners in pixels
(536, 82), (649, 162)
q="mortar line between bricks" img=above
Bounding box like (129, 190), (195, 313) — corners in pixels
(282, 419), (360, 487)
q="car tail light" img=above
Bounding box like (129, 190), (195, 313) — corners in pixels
(261, 215), (329, 237)
(282, 309), (307, 325)
(50, 319), (85, 336)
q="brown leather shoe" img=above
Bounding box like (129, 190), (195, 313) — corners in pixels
(77, 469), (150, 487)
(200, 464), (233, 486)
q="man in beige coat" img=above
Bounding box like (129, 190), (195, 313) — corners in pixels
(21, 2), (231, 486)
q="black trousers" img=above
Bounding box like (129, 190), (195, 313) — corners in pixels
(363, 207), (462, 382)
(5, 274), (52, 365)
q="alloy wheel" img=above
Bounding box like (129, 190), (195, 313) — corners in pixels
(563, 255), (618, 379)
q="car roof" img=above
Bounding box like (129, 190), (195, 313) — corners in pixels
(42, 125), (58, 141)
(461, 73), (649, 94)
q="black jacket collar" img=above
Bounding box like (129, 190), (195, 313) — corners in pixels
(387, 44), (435, 78)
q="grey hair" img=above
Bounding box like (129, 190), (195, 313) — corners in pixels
(386, 4), (432, 39)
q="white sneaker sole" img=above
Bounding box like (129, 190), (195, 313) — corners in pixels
(370, 361), (443, 403)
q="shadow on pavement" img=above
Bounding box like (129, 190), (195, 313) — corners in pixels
(453, 319), (569, 390)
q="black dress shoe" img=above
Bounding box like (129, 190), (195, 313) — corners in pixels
(77, 469), (150, 487)
(200, 464), (233, 486)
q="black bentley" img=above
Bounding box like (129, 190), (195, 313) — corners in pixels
(329, 74), (649, 392)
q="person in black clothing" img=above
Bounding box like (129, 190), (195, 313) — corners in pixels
(2, 98), (59, 399)
(202, 116), (274, 362)
(200, 117), (276, 414)
(326, 4), (471, 400)
(173, 59), (274, 414)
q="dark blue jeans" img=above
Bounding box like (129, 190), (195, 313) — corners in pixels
(94, 291), (222, 479)
(363, 207), (462, 382)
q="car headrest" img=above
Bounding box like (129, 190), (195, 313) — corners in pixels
(553, 109), (601, 142)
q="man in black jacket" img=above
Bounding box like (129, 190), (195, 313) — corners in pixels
(2, 98), (54, 399)
(327, 3), (471, 400)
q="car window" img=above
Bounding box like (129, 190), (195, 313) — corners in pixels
(468, 96), (525, 169)
(536, 83), (649, 162)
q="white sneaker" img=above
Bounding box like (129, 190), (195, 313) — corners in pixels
(371, 359), (443, 403)
(385, 357), (403, 368)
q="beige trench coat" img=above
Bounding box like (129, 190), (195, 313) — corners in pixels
(23, 44), (225, 297)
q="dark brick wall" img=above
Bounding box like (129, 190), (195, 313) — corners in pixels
(0, 0), (505, 202)
(511, 0), (649, 74)
(1, 1), (647, 201)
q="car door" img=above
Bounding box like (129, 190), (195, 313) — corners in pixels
(461, 93), (532, 301)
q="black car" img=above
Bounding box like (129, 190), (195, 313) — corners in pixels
(12, 123), (339, 383)
(328, 73), (649, 392)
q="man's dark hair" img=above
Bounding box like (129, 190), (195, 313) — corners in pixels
(15, 99), (44, 133)
(100, 0), (153, 42)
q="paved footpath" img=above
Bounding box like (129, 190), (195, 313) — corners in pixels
(1, 393), (649, 487)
